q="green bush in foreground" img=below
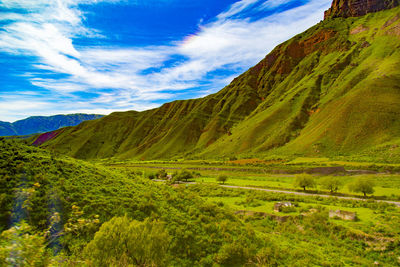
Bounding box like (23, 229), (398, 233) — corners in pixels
(0, 222), (50, 266)
(85, 217), (170, 267)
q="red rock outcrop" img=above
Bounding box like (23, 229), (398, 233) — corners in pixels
(324, 0), (400, 19)
(253, 29), (337, 75)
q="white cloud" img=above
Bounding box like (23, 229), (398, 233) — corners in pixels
(260, 0), (295, 10)
(217, 0), (260, 20)
(0, 0), (332, 121)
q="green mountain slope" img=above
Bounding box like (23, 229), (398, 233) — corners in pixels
(37, 76), (261, 159)
(0, 114), (104, 136)
(203, 8), (400, 158)
(37, 5), (400, 160)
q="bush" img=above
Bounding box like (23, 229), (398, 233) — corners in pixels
(320, 176), (343, 193)
(85, 216), (170, 266)
(217, 175), (228, 184)
(280, 206), (297, 213)
(348, 178), (375, 197)
(156, 169), (168, 180)
(294, 174), (316, 191)
(175, 169), (193, 182)
(0, 222), (50, 266)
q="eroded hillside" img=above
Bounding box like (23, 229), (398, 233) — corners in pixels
(36, 4), (400, 160)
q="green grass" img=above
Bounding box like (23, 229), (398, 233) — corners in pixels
(109, 160), (400, 200)
(191, 184), (400, 237)
(204, 195), (376, 222)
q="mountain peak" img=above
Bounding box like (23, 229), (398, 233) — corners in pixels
(324, 0), (400, 19)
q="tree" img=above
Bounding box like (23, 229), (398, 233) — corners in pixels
(157, 169), (168, 180)
(348, 178), (375, 197)
(217, 175), (228, 184)
(294, 173), (316, 191)
(320, 176), (343, 193)
(85, 216), (170, 266)
(176, 169), (193, 182)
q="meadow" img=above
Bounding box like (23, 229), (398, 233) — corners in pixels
(106, 158), (400, 201)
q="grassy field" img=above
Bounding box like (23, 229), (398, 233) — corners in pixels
(106, 159), (400, 200)
(203, 195), (377, 225)
(187, 184), (400, 239)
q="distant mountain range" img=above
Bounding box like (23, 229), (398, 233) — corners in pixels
(0, 114), (104, 136)
(35, 0), (400, 161)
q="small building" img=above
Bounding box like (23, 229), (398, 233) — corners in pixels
(274, 202), (294, 212)
(329, 210), (357, 221)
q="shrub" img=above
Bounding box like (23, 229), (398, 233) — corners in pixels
(348, 178), (375, 197)
(294, 173), (316, 191)
(85, 216), (170, 266)
(0, 222), (50, 266)
(217, 175), (228, 184)
(320, 176), (343, 193)
(175, 169), (193, 182)
(156, 169), (168, 180)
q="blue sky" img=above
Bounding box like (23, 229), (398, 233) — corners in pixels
(0, 0), (331, 122)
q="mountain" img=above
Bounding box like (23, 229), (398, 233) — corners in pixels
(36, 1), (400, 160)
(0, 114), (104, 136)
(0, 121), (17, 136)
(324, 0), (399, 19)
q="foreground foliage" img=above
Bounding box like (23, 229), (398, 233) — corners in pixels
(85, 217), (170, 266)
(0, 140), (263, 266)
(1, 140), (400, 265)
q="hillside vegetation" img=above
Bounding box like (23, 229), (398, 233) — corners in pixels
(0, 139), (260, 265)
(36, 7), (400, 161)
(1, 139), (400, 266)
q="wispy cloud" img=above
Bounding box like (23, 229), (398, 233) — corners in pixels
(0, 0), (332, 122)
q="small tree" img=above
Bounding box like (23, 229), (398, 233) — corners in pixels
(156, 169), (168, 180)
(176, 169), (193, 182)
(348, 178), (375, 197)
(217, 175), (228, 184)
(320, 176), (343, 193)
(294, 173), (315, 191)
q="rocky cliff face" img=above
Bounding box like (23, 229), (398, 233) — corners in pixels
(324, 0), (400, 19)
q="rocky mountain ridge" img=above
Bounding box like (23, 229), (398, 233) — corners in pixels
(324, 0), (400, 19)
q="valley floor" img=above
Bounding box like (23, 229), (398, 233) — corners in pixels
(106, 158), (400, 202)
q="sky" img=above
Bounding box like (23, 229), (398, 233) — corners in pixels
(0, 0), (332, 122)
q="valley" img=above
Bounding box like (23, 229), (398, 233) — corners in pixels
(1, 0), (400, 266)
